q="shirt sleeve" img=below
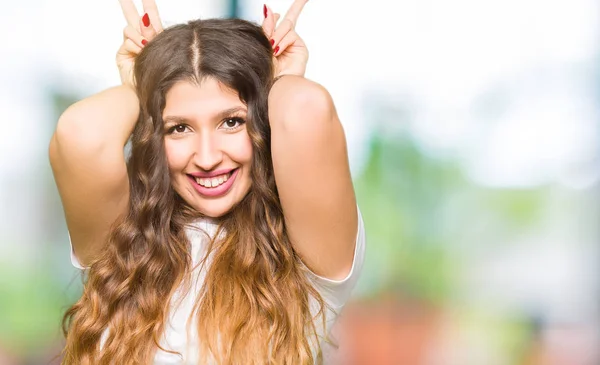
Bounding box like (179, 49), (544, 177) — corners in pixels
(68, 234), (87, 270)
(306, 204), (367, 309)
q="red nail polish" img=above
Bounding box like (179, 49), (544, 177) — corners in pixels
(142, 13), (150, 27)
(274, 46), (280, 54)
(270, 39), (275, 46)
(142, 39), (148, 46)
(263, 4), (267, 18)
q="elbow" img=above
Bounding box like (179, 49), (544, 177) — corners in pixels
(287, 79), (333, 118)
(49, 113), (73, 169)
(54, 106), (87, 146)
(268, 76), (336, 130)
(51, 107), (105, 162)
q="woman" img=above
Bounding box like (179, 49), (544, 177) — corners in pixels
(49, 0), (366, 364)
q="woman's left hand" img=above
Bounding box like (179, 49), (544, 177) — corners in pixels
(262, 0), (309, 78)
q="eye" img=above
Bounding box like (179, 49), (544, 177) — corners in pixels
(167, 124), (190, 134)
(222, 117), (246, 131)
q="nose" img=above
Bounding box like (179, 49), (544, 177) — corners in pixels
(193, 134), (223, 172)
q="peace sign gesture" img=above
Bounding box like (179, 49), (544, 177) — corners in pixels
(116, 0), (164, 87)
(262, 0), (310, 78)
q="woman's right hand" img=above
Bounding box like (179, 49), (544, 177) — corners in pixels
(116, 0), (164, 87)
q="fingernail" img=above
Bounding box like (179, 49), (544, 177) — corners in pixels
(274, 46), (280, 55)
(263, 4), (267, 18)
(142, 39), (148, 46)
(270, 39), (275, 46)
(142, 13), (150, 27)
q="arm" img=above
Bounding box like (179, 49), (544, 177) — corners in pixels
(49, 85), (138, 267)
(50, 0), (164, 268)
(269, 75), (358, 280)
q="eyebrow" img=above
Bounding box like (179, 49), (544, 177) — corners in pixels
(163, 106), (247, 124)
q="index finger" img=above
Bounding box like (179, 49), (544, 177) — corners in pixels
(283, 0), (308, 26)
(118, 0), (141, 30)
(141, 0), (164, 32)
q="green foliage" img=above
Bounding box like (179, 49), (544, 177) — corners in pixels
(354, 133), (463, 302)
(353, 130), (547, 304)
(0, 255), (81, 356)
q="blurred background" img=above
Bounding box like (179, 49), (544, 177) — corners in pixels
(1, 0), (599, 364)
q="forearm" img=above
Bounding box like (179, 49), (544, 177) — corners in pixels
(52, 85), (140, 157)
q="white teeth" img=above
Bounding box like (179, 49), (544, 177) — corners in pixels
(193, 171), (234, 188)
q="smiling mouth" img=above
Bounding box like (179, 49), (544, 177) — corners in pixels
(188, 168), (237, 188)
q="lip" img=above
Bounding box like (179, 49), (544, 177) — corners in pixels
(188, 168), (236, 179)
(187, 168), (239, 198)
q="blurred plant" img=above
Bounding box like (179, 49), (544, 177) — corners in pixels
(352, 94), (548, 306)
(0, 259), (81, 360)
(354, 132), (461, 304)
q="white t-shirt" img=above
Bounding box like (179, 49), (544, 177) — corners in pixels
(68, 206), (366, 364)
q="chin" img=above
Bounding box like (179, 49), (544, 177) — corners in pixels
(179, 188), (251, 219)
(196, 203), (235, 219)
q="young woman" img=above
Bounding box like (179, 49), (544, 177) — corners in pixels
(49, 0), (366, 364)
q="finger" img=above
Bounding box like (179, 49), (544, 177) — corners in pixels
(118, 0), (141, 30)
(118, 38), (143, 57)
(283, 0), (308, 26)
(141, 0), (164, 33)
(271, 18), (293, 49)
(274, 29), (299, 56)
(261, 4), (276, 39)
(123, 25), (148, 49)
(139, 15), (158, 41)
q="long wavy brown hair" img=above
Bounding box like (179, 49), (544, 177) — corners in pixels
(60, 18), (328, 365)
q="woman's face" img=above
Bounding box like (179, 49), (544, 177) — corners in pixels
(163, 78), (253, 218)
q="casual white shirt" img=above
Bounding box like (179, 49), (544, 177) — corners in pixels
(68, 206), (366, 364)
